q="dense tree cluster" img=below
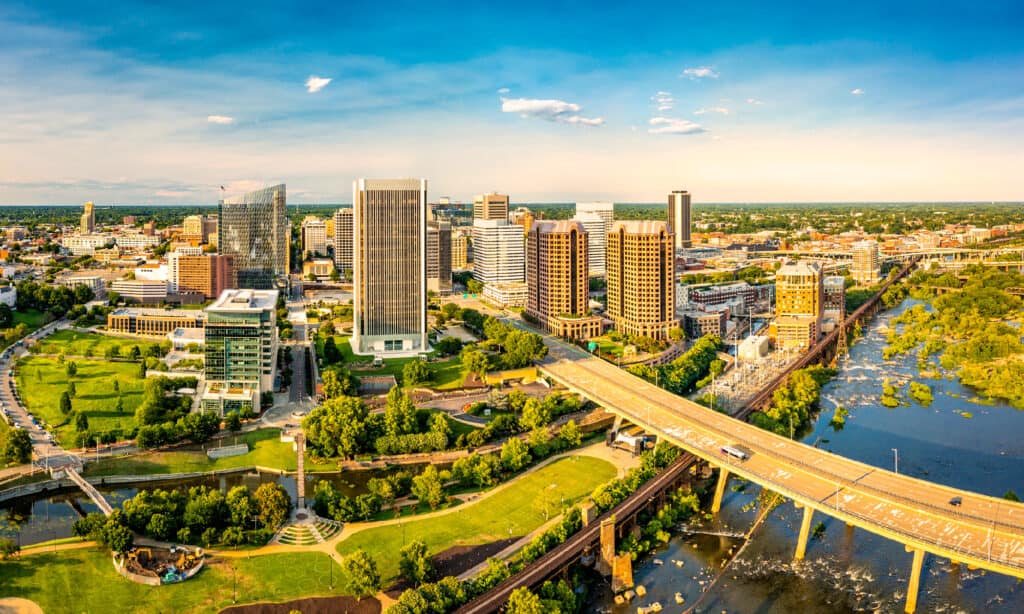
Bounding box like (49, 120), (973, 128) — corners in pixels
(115, 483), (288, 546)
(750, 365), (835, 437)
(72, 511), (134, 554)
(628, 334), (722, 395)
(15, 279), (93, 318)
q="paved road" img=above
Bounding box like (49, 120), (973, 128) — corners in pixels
(0, 320), (80, 469)
(539, 337), (1024, 579)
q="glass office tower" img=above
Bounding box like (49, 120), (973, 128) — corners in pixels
(218, 184), (288, 289)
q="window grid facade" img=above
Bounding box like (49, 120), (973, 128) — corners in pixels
(218, 184), (288, 289)
(606, 221), (679, 340)
(352, 179), (428, 355)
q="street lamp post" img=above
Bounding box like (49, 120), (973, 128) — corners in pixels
(892, 448), (899, 474)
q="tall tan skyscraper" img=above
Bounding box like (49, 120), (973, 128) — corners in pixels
(473, 192), (510, 221)
(526, 220), (602, 339)
(80, 202), (95, 234)
(606, 221), (678, 340)
(451, 227), (470, 270)
(850, 239), (881, 285)
(333, 208), (353, 278)
(352, 178), (428, 355)
(667, 190), (692, 250)
(773, 260), (823, 349)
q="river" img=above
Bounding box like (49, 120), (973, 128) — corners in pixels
(588, 297), (1024, 613)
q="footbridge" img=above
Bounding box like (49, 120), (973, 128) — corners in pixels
(538, 340), (1024, 612)
(64, 465), (114, 516)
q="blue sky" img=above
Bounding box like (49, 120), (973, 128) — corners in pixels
(1, 1), (1022, 204)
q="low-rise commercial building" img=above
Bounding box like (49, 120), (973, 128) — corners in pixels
(302, 258), (335, 280)
(109, 279), (168, 304)
(482, 282), (528, 308)
(682, 309), (727, 339)
(107, 308), (206, 336)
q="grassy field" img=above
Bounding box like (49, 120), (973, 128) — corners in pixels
(11, 308), (49, 331)
(336, 455), (616, 582)
(81, 429), (341, 476)
(16, 356), (145, 447)
(318, 333), (465, 389)
(32, 330), (163, 357)
(1, 549), (346, 613)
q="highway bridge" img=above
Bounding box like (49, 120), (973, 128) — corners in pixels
(538, 339), (1024, 613)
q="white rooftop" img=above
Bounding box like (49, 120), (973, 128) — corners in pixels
(208, 289), (278, 312)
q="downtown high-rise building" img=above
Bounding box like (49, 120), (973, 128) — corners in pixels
(168, 253), (236, 299)
(667, 190), (692, 250)
(575, 202), (614, 227)
(472, 219), (525, 285)
(473, 192), (510, 222)
(218, 184), (289, 289)
(203, 289), (278, 414)
(451, 227), (470, 270)
(300, 216), (328, 259)
(80, 201), (95, 234)
(332, 208), (353, 278)
(427, 220), (453, 293)
(773, 260), (824, 350)
(526, 220), (602, 339)
(606, 220), (679, 340)
(571, 211), (608, 276)
(850, 239), (881, 286)
(352, 178), (428, 355)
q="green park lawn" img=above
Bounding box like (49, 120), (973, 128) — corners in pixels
(82, 429), (340, 477)
(318, 333), (465, 390)
(32, 329), (163, 357)
(11, 308), (49, 331)
(1, 549), (345, 614)
(336, 455), (616, 583)
(16, 356), (145, 447)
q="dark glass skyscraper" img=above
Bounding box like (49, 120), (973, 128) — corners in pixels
(218, 184), (288, 289)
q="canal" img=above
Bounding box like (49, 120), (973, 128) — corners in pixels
(590, 297), (1024, 613)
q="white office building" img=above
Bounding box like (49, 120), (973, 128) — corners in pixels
(571, 211), (608, 276)
(472, 219), (525, 285)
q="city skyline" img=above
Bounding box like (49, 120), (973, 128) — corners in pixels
(2, 1), (1022, 204)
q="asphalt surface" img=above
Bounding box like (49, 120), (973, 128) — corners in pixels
(540, 336), (1024, 577)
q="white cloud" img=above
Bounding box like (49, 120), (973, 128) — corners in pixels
(648, 117), (706, 135)
(694, 107), (730, 115)
(305, 75), (332, 93)
(500, 97), (604, 126)
(851, 88), (865, 95)
(497, 87), (510, 94)
(652, 91), (674, 112)
(682, 66), (719, 79)
(746, 98), (764, 105)
(206, 115), (234, 124)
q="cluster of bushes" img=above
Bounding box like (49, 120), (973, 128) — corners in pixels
(750, 365), (836, 437)
(451, 421), (581, 489)
(305, 388), (459, 458)
(617, 489), (700, 558)
(115, 483), (290, 546)
(131, 376), (215, 449)
(628, 335), (722, 395)
(72, 511), (134, 554)
(591, 442), (681, 512)
(312, 481), (383, 522)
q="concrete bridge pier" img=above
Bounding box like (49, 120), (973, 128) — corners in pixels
(711, 467), (730, 513)
(794, 504), (814, 560)
(904, 546), (926, 613)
